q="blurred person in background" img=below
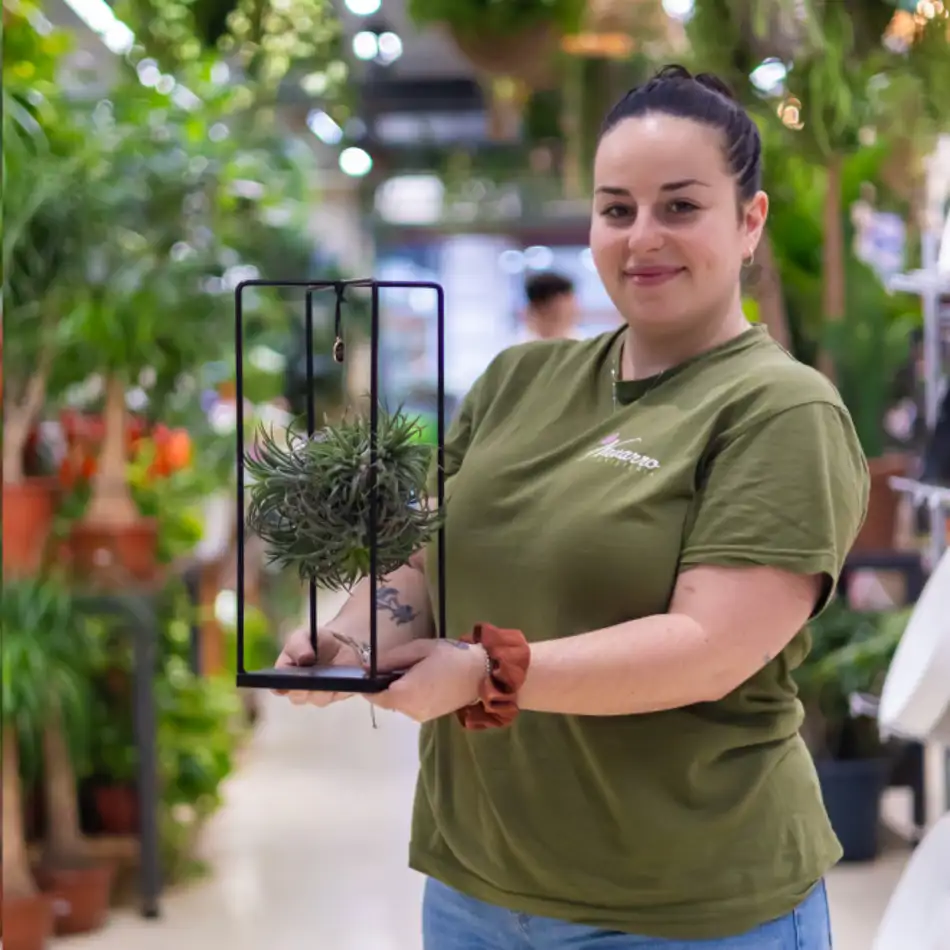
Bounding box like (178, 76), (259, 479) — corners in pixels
(519, 271), (579, 342)
(276, 65), (869, 950)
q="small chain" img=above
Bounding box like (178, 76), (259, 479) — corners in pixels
(611, 337), (667, 410)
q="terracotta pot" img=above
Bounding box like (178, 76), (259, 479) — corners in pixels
(2, 478), (58, 578)
(93, 784), (139, 835)
(67, 519), (159, 587)
(34, 862), (114, 936)
(448, 21), (561, 89)
(1, 891), (55, 950)
(851, 453), (910, 553)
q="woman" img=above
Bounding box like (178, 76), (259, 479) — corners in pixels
(277, 65), (869, 949)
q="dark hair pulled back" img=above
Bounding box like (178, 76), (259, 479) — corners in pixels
(600, 64), (762, 203)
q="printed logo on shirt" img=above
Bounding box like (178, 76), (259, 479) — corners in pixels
(581, 433), (661, 471)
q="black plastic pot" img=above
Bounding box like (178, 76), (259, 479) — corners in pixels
(815, 757), (890, 862)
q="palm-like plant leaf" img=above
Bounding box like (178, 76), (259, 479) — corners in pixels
(1, 579), (101, 780)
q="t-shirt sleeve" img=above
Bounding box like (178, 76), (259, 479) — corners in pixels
(679, 402), (870, 614)
(425, 374), (484, 496)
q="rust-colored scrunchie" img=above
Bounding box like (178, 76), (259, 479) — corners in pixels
(456, 623), (531, 730)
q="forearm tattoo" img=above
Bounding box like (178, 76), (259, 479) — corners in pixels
(377, 586), (419, 625)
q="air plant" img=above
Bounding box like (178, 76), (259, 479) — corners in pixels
(245, 405), (441, 591)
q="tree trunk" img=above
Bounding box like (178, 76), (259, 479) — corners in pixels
(2, 725), (39, 898)
(818, 152), (846, 379)
(751, 229), (792, 351)
(41, 706), (87, 867)
(2, 364), (49, 485)
(83, 375), (139, 526)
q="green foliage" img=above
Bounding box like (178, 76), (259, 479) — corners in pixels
(155, 589), (243, 880)
(2, 0), (72, 93)
(81, 581), (245, 879)
(0, 578), (104, 780)
(156, 654), (242, 880)
(114, 0), (348, 95)
(4, 11), (344, 415)
(246, 408), (440, 590)
(823, 259), (917, 457)
(407, 0), (586, 36)
(220, 604), (280, 677)
(1, 89), (99, 402)
(88, 698), (139, 784)
(796, 600), (910, 759)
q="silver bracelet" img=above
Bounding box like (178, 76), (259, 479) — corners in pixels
(466, 643), (493, 707)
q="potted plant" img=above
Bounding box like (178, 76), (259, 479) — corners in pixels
(87, 695), (140, 836)
(407, 0), (586, 89)
(1, 579), (93, 949)
(55, 82), (237, 587)
(155, 653), (244, 883)
(10, 579), (117, 935)
(796, 600), (911, 862)
(823, 257), (918, 551)
(0, 91), (90, 576)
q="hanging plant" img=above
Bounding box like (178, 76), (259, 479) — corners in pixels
(408, 0), (584, 36)
(245, 406), (441, 591)
(408, 0), (586, 89)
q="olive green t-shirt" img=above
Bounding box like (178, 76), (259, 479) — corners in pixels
(413, 327), (869, 940)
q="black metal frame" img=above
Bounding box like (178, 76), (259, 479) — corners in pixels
(233, 278), (446, 693)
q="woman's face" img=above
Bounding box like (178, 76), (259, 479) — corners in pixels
(589, 113), (767, 337)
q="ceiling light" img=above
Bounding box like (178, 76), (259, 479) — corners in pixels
(661, 0), (694, 20)
(307, 109), (344, 145)
(344, 0), (382, 15)
(136, 58), (161, 86)
(376, 31), (403, 64)
(352, 31), (379, 60)
(750, 58), (788, 95)
(339, 147), (373, 177)
(61, 0), (134, 53)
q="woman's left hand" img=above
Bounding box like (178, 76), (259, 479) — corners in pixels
(365, 639), (488, 723)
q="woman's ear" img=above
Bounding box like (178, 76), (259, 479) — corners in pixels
(743, 190), (769, 256)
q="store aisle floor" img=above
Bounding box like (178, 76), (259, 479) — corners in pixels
(58, 620), (906, 950)
(59, 690), (426, 950)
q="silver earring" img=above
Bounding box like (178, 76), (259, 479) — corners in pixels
(742, 251), (755, 268)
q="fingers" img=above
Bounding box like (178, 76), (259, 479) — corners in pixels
(288, 689), (354, 707)
(271, 649), (316, 698)
(365, 690), (394, 710)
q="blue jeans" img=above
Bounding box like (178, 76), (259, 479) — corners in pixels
(422, 877), (833, 950)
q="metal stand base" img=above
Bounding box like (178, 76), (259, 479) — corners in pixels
(237, 665), (403, 693)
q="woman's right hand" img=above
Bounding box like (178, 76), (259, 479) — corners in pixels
(274, 625), (361, 707)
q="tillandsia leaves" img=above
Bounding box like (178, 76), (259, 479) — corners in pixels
(245, 404), (441, 591)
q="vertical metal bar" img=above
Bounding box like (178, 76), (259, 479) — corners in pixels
(369, 281), (380, 677)
(435, 284), (447, 640)
(133, 598), (161, 918)
(235, 284), (247, 675)
(305, 290), (318, 652)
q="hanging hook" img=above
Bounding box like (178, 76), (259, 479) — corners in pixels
(333, 283), (346, 364)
